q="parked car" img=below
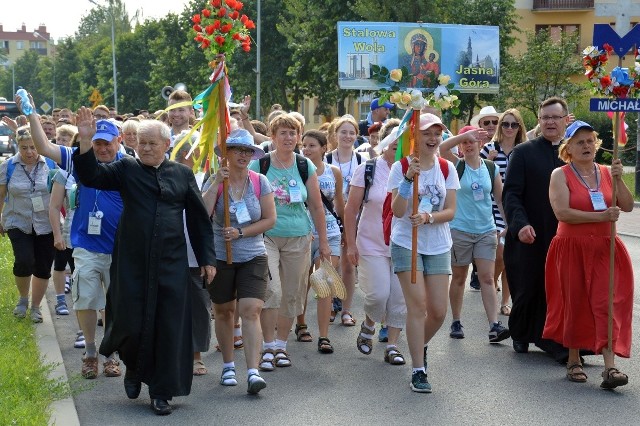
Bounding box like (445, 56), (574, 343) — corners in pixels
(0, 124), (16, 155)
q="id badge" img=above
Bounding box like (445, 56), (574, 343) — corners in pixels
(31, 196), (45, 212)
(234, 200), (251, 224)
(471, 182), (484, 201)
(418, 196), (433, 213)
(87, 211), (103, 235)
(589, 191), (607, 211)
(289, 179), (303, 203)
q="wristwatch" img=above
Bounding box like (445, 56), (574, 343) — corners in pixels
(427, 213), (435, 224)
(236, 228), (244, 238)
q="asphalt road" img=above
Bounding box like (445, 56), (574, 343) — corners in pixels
(45, 235), (640, 425)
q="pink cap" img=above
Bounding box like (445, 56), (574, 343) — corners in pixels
(458, 125), (479, 135)
(419, 113), (448, 132)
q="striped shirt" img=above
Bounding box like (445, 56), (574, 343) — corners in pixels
(480, 142), (511, 232)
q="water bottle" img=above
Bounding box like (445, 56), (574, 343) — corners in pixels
(16, 87), (33, 116)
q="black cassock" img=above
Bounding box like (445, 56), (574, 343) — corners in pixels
(73, 149), (215, 399)
(503, 136), (566, 357)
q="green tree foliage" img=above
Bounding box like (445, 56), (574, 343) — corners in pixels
(499, 29), (584, 116)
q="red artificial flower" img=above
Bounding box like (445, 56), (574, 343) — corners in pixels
(225, 0), (237, 8)
(635, 81), (640, 89)
(234, 1), (244, 10)
(240, 14), (248, 24)
(218, 8), (227, 17)
(213, 20), (221, 30)
(202, 9), (211, 18)
(242, 44), (251, 52)
(211, 0), (221, 6)
(193, 24), (202, 32)
(230, 10), (239, 20)
(600, 76), (611, 87)
(232, 33), (241, 40)
(585, 70), (594, 79)
(194, 34), (204, 42)
(205, 25), (215, 35)
(612, 86), (629, 97)
(215, 35), (226, 46)
(245, 20), (255, 30)
(201, 38), (211, 49)
(603, 43), (613, 53)
(221, 23), (233, 33)
(192, 14), (201, 24)
(599, 54), (608, 63)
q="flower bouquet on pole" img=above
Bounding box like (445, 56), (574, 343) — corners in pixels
(171, 0), (255, 262)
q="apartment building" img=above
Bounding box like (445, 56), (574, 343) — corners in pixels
(0, 24), (52, 67)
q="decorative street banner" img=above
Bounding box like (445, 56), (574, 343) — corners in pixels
(337, 22), (500, 94)
(590, 97), (640, 112)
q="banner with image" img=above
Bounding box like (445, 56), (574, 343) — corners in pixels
(337, 21), (500, 94)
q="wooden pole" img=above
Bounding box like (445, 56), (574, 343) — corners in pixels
(217, 58), (232, 264)
(411, 109), (420, 284)
(608, 108), (620, 352)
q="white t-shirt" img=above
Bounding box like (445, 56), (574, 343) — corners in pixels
(387, 157), (460, 255)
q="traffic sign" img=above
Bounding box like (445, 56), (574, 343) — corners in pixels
(40, 101), (51, 114)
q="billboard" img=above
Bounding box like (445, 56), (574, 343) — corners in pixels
(337, 22), (500, 94)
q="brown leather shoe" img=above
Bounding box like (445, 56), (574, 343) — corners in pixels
(103, 358), (122, 377)
(82, 356), (99, 379)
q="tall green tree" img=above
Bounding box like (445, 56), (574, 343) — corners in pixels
(498, 29), (584, 116)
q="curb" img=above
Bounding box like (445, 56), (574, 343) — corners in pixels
(37, 295), (81, 426)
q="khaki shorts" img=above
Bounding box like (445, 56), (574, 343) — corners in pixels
(71, 247), (112, 310)
(264, 234), (311, 318)
(450, 229), (498, 266)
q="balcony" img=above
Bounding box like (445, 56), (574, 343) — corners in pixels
(31, 47), (48, 56)
(533, 0), (594, 10)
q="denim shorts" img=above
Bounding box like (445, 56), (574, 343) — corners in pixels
(390, 242), (452, 275)
(311, 234), (342, 262)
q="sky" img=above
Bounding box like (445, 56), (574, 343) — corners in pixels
(2, 0), (192, 40)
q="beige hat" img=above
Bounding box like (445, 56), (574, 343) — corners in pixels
(309, 260), (346, 299)
(470, 106), (501, 127)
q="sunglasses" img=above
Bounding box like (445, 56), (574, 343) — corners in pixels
(482, 119), (499, 126)
(501, 122), (520, 129)
(230, 147), (255, 156)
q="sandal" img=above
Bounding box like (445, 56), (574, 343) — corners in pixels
(234, 335), (244, 349)
(500, 304), (512, 316)
(259, 349), (275, 372)
(295, 323), (313, 343)
(330, 297), (342, 322)
(317, 337), (334, 354)
(566, 363), (587, 383)
(274, 349), (292, 367)
(600, 367), (628, 389)
(356, 322), (373, 355)
(341, 311), (356, 327)
(384, 347), (406, 365)
(193, 360), (208, 376)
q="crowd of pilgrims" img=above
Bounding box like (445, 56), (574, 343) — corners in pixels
(0, 91), (633, 414)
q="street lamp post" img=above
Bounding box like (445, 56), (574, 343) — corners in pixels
(33, 31), (55, 108)
(89, 0), (118, 112)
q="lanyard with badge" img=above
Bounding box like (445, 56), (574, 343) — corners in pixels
(467, 164), (485, 201)
(88, 190), (104, 235)
(572, 163), (607, 211)
(229, 176), (252, 224)
(273, 154), (303, 204)
(21, 163), (46, 212)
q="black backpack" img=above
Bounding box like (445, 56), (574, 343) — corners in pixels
(258, 152), (309, 184)
(455, 159), (497, 194)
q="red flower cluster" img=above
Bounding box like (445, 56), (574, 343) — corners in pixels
(192, 0), (255, 58)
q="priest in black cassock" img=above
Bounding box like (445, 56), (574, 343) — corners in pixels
(73, 108), (216, 416)
(503, 97), (568, 362)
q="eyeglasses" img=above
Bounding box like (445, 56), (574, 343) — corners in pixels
(539, 115), (567, 122)
(482, 119), (498, 126)
(230, 147), (254, 156)
(501, 122), (520, 129)
(94, 114), (109, 120)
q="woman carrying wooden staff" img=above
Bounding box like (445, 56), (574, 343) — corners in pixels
(387, 113), (459, 393)
(544, 120), (634, 389)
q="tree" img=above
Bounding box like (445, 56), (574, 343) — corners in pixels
(498, 29), (584, 116)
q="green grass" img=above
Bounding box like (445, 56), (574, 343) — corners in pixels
(622, 172), (640, 202)
(0, 238), (68, 425)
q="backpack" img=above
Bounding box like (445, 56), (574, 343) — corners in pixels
(258, 153), (309, 184)
(382, 156), (449, 246)
(455, 159), (496, 195)
(363, 158), (377, 203)
(214, 169), (262, 208)
(5, 156), (58, 200)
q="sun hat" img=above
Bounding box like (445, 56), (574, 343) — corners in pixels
(565, 120), (594, 139)
(214, 128), (264, 160)
(93, 119), (119, 142)
(470, 106), (501, 127)
(309, 260), (346, 299)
